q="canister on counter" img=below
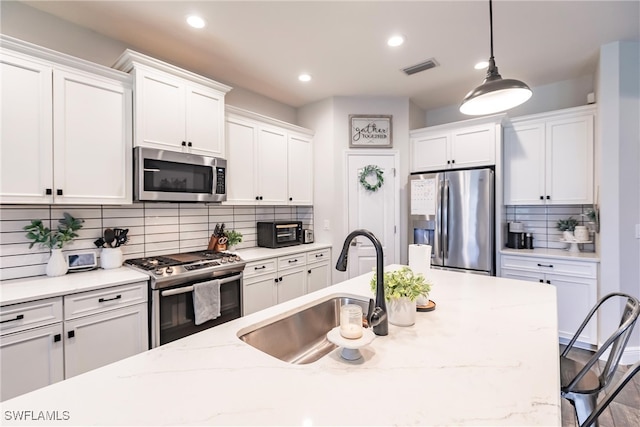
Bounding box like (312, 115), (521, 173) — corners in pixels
(525, 233), (534, 249)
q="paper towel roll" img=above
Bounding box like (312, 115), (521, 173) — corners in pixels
(408, 244), (431, 276)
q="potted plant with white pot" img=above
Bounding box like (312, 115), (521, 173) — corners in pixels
(370, 266), (432, 326)
(23, 212), (84, 277)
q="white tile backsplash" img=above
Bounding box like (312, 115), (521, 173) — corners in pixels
(0, 203), (313, 281)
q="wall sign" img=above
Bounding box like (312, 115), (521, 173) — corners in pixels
(349, 115), (393, 148)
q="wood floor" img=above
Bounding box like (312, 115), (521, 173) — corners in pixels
(560, 345), (640, 427)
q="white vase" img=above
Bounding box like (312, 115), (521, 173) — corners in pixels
(46, 248), (68, 277)
(387, 297), (417, 326)
(101, 247), (123, 269)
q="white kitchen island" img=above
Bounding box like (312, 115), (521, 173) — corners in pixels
(1, 267), (560, 426)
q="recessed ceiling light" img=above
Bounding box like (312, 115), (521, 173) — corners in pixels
(298, 74), (312, 82)
(186, 15), (206, 29)
(387, 35), (405, 47)
(474, 61), (489, 70)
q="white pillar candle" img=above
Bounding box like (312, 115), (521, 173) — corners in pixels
(340, 304), (363, 339)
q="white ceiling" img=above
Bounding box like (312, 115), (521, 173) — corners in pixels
(21, 1), (640, 111)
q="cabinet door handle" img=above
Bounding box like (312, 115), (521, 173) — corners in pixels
(182, 141), (187, 146)
(546, 195), (551, 200)
(546, 280), (551, 284)
(288, 259), (298, 263)
(279, 277), (283, 282)
(308, 269), (311, 274)
(68, 330), (75, 339)
(540, 195), (544, 200)
(0, 314), (24, 324)
(259, 196), (263, 200)
(447, 160), (451, 164)
(289, 197), (293, 201)
(539, 279), (544, 283)
(537, 263), (553, 268)
(274, 278), (279, 283)
(254, 265), (266, 270)
(187, 142), (192, 147)
(56, 189), (63, 196)
(98, 294), (122, 303)
(45, 188), (52, 195)
(451, 159), (455, 164)
(54, 334), (61, 343)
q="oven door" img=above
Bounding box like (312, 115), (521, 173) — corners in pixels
(151, 272), (242, 348)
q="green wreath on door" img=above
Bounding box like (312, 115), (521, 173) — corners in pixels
(359, 165), (384, 192)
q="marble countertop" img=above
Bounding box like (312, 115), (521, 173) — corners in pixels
(0, 244), (332, 307)
(1, 266), (560, 426)
(501, 247), (600, 262)
(0, 268), (150, 306)
(234, 242), (331, 262)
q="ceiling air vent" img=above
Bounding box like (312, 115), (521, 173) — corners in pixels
(402, 58), (439, 76)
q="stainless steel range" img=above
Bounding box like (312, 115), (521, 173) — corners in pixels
(125, 250), (246, 348)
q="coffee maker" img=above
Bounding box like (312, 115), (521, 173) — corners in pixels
(506, 222), (525, 249)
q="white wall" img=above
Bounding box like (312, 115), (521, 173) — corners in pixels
(299, 96), (412, 283)
(425, 75), (595, 127)
(0, 1), (296, 123)
(597, 40), (640, 358)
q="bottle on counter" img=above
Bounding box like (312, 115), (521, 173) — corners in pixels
(525, 233), (534, 249)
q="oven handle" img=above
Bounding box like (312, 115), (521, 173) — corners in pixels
(160, 274), (241, 297)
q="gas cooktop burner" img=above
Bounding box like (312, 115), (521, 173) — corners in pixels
(124, 250), (246, 289)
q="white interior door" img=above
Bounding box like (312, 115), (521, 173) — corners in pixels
(346, 152), (398, 278)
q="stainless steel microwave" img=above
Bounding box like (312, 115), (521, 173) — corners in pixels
(134, 147), (227, 202)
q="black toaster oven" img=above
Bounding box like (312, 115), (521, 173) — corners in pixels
(257, 221), (303, 248)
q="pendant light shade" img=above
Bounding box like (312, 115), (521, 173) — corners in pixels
(460, 0), (532, 115)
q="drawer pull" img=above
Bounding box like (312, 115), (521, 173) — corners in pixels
(68, 330), (75, 339)
(315, 254), (324, 258)
(254, 266), (266, 270)
(98, 295), (122, 303)
(308, 269), (312, 274)
(54, 334), (61, 343)
(288, 259), (298, 263)
(1, 314), (24, 324)
(537, 263), (554, 268)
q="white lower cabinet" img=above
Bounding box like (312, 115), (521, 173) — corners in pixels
(306, 248), (331, 293)
(0, 322), (64, 401)
(501, 254), (598, 345)
(64, 303), (148, 378)
(0, 281), (148, 401)
(242, 247), (332, 316)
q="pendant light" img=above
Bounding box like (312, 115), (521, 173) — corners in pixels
(460, 0), (532, 115)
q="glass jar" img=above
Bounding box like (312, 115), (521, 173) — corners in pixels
(340, 304), (363, 339)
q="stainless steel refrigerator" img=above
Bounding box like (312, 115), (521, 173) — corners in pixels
(409, 168), (494, 275)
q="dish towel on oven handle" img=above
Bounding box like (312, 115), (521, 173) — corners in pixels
(193, 279), (221, 325)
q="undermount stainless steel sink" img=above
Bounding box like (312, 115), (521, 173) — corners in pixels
(238, 296), (370, 364)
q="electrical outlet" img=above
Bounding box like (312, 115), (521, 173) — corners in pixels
(323, 220), (330, 230)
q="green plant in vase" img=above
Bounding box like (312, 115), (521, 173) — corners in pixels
(23, 212), (84, 277)
(556, 217), (579, 232)
(370, 266), (432, 327)
(224, 229), (243, 248)
(23, 212), (84, 249)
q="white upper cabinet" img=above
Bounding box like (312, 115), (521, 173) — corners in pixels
(1, 52), (53, 204)
(225, 106), (314, 206)
(503, 105), (595, 205)
(287, 133), (313, 205)
(114, 50), (231, 158)
(257, 126), (288, 204)
(0, 36), (132, 205)
(410, 116), (502, 172)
